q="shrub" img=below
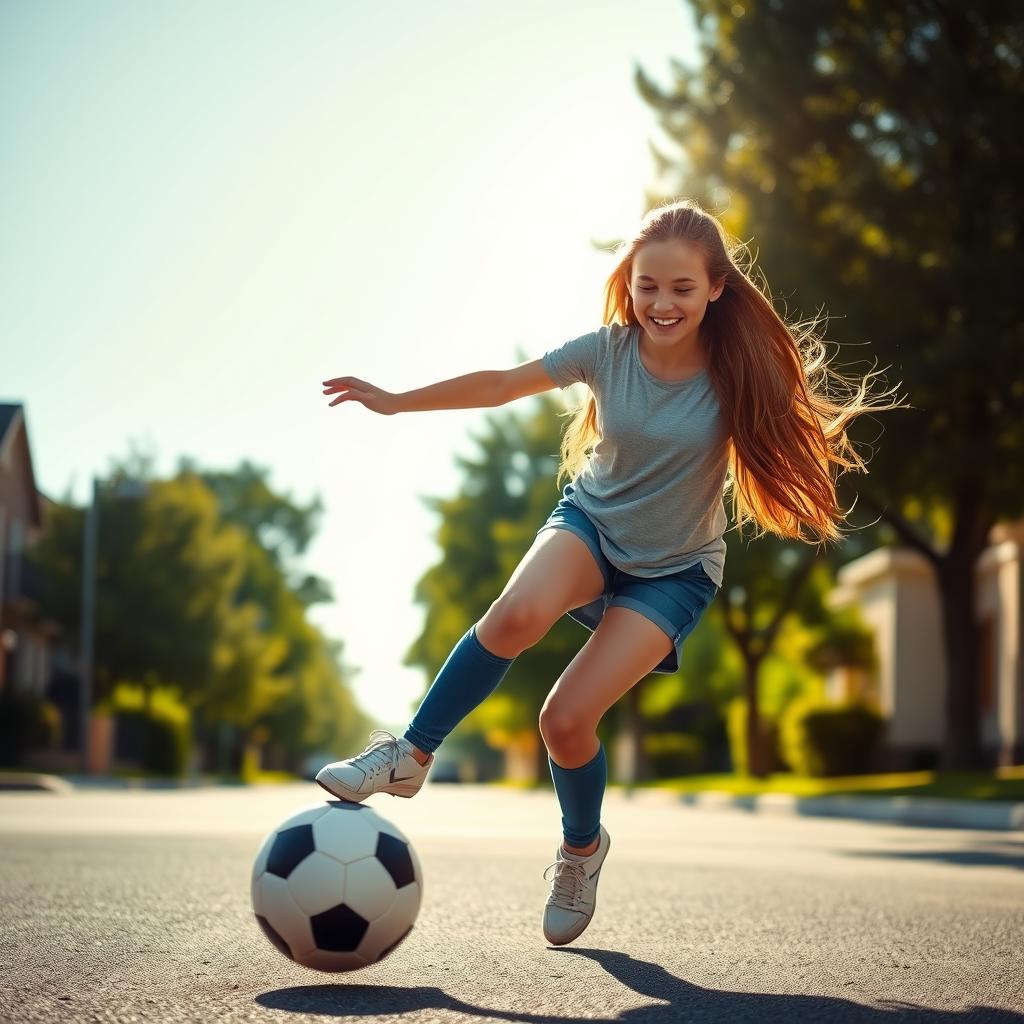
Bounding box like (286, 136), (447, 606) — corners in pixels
(780, 697), (885, 776)
(105, 684), (191, 777)
(0, 691), (62, 766)
(111, 708), (189, 776)
(642, 732), (705, 777)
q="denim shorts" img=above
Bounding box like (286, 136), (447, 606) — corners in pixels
(536, 484), (720, 675)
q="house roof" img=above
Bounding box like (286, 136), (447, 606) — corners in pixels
(0, 403), (44, 528)
(0, 404), (20, 444)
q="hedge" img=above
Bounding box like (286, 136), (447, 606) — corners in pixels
(779, 696), (885, 776)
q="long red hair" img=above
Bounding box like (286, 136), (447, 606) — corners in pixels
(553, 199), (909, 546)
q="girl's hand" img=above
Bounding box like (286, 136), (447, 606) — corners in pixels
(322, 377), (399, 416)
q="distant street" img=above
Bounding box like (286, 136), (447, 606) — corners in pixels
(2, 779), (1022, 1023)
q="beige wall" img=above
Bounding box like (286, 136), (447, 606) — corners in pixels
(827, 522), (1023, 765)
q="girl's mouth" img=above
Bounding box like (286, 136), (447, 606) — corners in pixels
(650, 316), (682, 331)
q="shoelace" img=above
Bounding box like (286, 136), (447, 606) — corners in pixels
(542, 857), (588, 910)
(353, 728), (407, 777)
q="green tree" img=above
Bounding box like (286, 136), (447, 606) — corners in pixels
(636, 1), (1023, 768)
(709, 532), (876, 776)
(176, 457), (369, 765)
(178, 456), (335, 609)
(29, 457), (367, 774)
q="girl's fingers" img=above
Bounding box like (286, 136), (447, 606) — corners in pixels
(328, 388), (366, 406)
(323, 377), (372, 408)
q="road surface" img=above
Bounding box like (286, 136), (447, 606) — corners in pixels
(2, 780), (1022, 1022)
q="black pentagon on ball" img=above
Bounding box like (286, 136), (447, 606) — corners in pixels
(311, 902), (369, 952)
(266, 823), (315, 878)
(376, 831), (415, 888)
(255, 914), (293, 961)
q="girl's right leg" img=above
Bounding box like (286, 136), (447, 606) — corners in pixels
(315, 527), (607, 803)
(404, 527), (609, 754)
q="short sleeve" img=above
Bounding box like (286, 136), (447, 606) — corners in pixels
(541, 326), (607, 390)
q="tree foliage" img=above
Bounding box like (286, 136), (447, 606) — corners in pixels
(29, 456), (369, 773)
(636, 0), (1023, 768)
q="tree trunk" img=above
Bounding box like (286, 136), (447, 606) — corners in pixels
(936, 555), (986, 770)
(743, 656), (769, 778)
(936, 473), (994, 770)
(624, 684), (650, 782)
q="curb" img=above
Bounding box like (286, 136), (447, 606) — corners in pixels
(0, 772), (74, 794)
(620, 786), (1024, 831)
(0, 772), (252, 792)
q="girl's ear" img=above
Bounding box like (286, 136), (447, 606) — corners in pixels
(709, 280), (725, 303)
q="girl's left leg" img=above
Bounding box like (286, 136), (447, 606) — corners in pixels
(539, 605), (675, 945)
(540, 605), (675, 854)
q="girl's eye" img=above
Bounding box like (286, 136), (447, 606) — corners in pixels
(638, 286), (693, 294)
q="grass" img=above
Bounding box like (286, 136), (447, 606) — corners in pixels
(616, 769), (1024, 802)
(492, 768), (1024, 801)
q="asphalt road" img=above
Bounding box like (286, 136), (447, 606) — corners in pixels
(1, 780), (1022, 1023)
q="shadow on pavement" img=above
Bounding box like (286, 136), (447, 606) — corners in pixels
(839, 840), (1024, 871)
(256, 946), (1024, 1022)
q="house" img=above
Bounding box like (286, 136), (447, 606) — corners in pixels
(0, 404), (53, 699)
(0, 404), (88, 771)
(825, 521), (1024, 769)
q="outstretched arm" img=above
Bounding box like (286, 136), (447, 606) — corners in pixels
(322, 370), (504, 414)
(322, 359), (559, 414)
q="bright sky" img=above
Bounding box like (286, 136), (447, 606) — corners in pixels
(1, 1), (699, 736)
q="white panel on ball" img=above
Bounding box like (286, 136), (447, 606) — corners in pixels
(256, 873), (316, 961)
(286, 851), (349, 917)
(359, 881), (421, 964)
(341, 856), (399, 921)
(312, 805), (382, 863)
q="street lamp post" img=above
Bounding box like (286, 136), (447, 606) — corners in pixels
(78, 476), (147, 774)
(78, 479), (99, 774)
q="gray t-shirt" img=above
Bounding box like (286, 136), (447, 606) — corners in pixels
(541, 322), (729, 586)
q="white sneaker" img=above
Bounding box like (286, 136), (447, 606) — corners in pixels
(541, 824), (611, 945)
(315, 729), (433, 803)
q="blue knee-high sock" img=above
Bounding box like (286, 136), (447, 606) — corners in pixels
(548, 743), (607, 848)
(403, 624), (515, 755)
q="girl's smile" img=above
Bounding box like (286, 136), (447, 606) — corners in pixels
(628, 238), (723, 371)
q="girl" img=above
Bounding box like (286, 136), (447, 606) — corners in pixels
(316, 199), (904, 947)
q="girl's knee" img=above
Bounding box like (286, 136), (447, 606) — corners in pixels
(539, 705), (593, 748)
(477, 599), (545, 655)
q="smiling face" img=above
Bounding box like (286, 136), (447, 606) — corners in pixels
(627, 239), (724, 364)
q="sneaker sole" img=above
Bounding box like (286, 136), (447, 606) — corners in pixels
(314, 769), (425, 803)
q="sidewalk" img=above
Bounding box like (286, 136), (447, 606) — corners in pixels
(0, 771), (249, 793)
(5, 770), (1023, 831)
(619, 785), (1024, 831)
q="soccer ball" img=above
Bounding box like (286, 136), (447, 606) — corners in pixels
(251, 800), (423, 972)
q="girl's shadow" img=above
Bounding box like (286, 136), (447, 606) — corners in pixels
(257, 946), (1022, 1022)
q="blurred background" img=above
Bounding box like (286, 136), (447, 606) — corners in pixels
(2, 1), (1021, 797)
